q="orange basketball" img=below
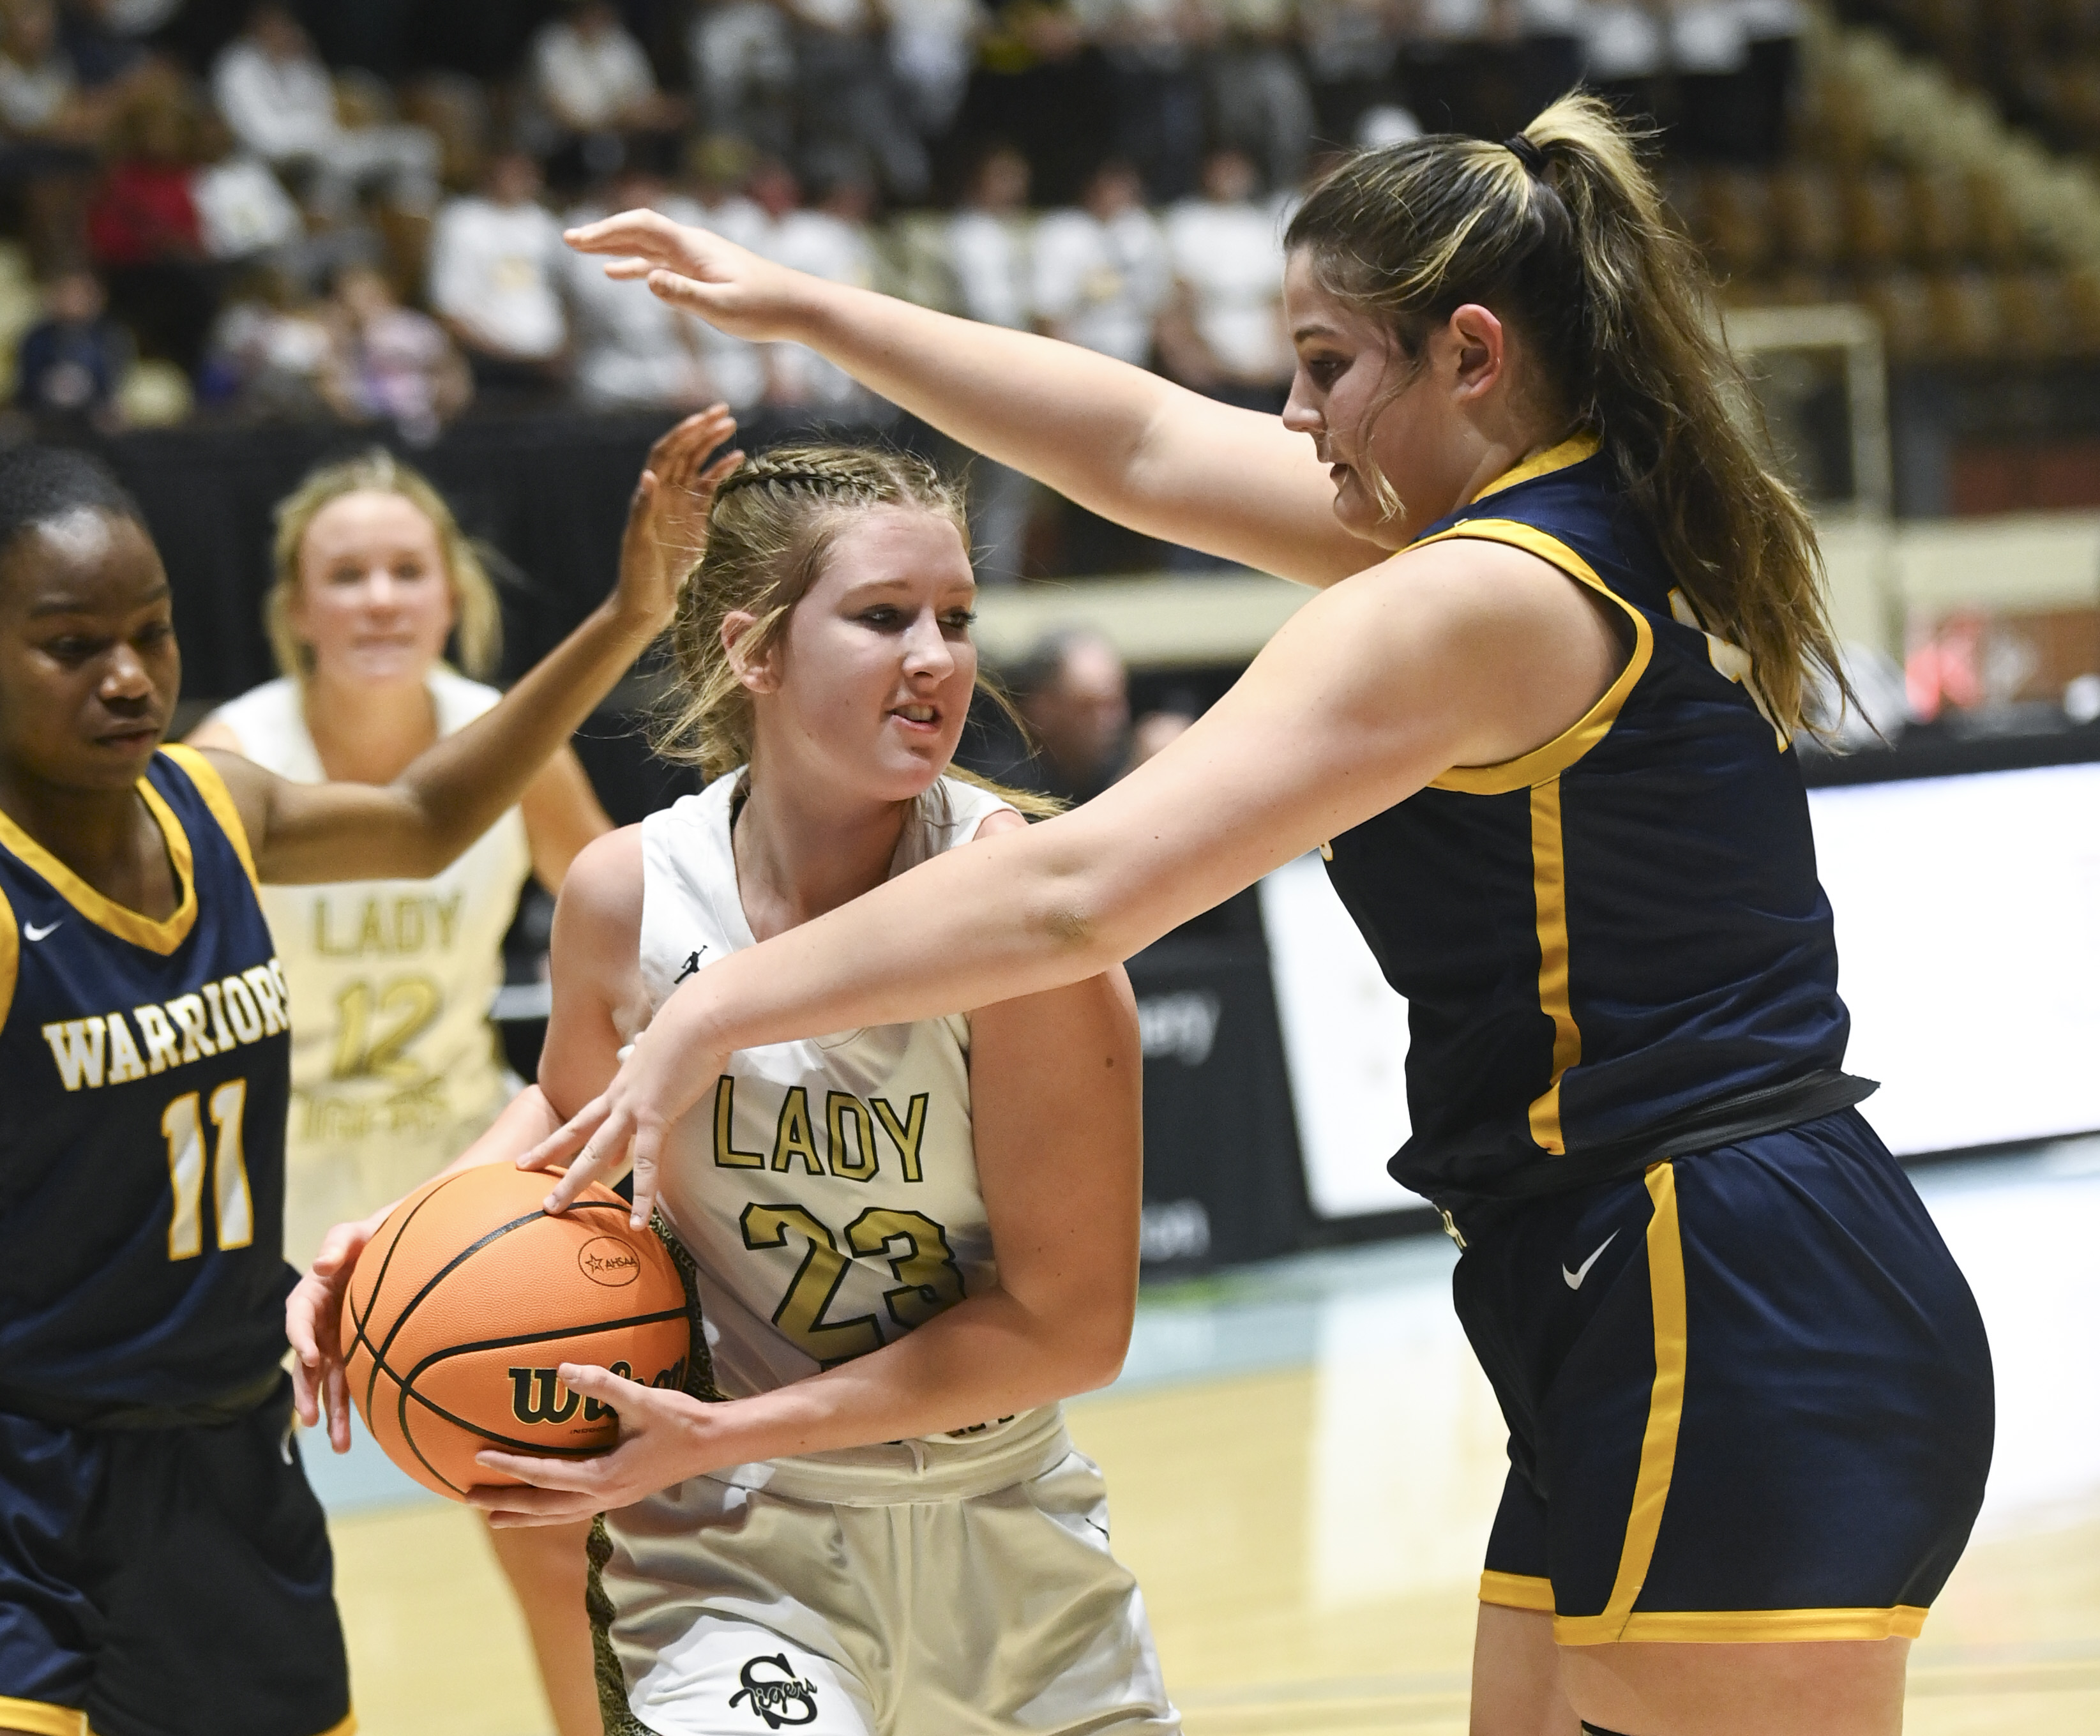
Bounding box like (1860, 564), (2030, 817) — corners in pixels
(341, 1163), (694, 1500)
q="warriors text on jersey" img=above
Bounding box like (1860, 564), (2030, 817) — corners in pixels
(0, 747), (292, 1412)
(1323, 433), (1871, 1209)
(206, 671), (531, 1154)
(635, 773), (1031, 1444)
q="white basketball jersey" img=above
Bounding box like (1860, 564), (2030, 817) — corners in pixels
(206, 671), (533, 1159)
(638, 772), (1043, 1446)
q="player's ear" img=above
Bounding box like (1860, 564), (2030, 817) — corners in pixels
(721, 610), (778, 694)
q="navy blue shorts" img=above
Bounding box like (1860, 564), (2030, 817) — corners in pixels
(0, 1376), (351, 1736)
(1453, 1109), (1994, 1645)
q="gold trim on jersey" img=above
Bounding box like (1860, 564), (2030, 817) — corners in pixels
(0, 880), (17, 1033)
(160, 744), (259, 892)
(1411, 520), (1654, 796)
(1525, 779), (1580, 1154)
(1479, 1569), (1556, 1612)
(0, 776), (197, 955)
(1552, 1161), (1688, 1645)
(0, 1694), (87, 1735)
(1468, 430), (1603, 503)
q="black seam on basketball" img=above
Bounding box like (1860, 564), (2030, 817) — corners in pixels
(391, 1306), (694, 1494)
(349, 1173), (474, 1424)
(359, 1196), (633, 1411)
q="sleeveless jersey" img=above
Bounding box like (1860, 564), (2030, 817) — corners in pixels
(0, 748), (294, 1411)
(637, 773), (1041, 1447)
(1323, 433), (1867, 1210)
(205, 671), (531, 1158)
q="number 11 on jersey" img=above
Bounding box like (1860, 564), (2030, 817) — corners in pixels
(162, 1078), (252, 1260)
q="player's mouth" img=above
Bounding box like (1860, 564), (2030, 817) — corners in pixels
(889, 702), (941, 734)
(94, 720), (162, 753)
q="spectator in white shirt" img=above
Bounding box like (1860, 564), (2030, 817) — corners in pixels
(888, 0), (982, 139)
(687, 0), (796, 160)
(530, 0), (684, 186)
(1030, 158), (1168, 368)
(427, 149), (567, 400)
(211, 4), (438, 219)
(785, 0), (928, 203)
(944, 143), (1035, 581)
(1157, 147), (1290, 409)
(190, 109), (303, 263)
(753, 159), (884, 412)
(563, 167), (719, 410)
(660, 134), (772, 410)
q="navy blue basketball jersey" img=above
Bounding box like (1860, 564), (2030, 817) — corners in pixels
(0, 746), (294, 1413)
(1324, 433), (1868, 1209)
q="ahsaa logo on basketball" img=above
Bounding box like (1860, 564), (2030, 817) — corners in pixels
(578, 1235), (642, 1286)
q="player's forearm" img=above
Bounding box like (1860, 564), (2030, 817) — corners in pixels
(267, 601), (655, 882)
(790, 276), (1180, 525)
(677, 1285), (1131, 1468)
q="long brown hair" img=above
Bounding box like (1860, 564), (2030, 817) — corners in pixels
(654, 442), (1059, 815)
(1285, 93), (1844, 736)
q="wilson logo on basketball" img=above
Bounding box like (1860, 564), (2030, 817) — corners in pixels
(578, 1237), (642, 1286)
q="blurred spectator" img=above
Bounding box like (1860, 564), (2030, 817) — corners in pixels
(190, 107), (303, 264)
(211, 4), (439, 220)
(688, 0), (796, 160)
(59, 0), (170, 87)
(661, 133), (769, 409)
(427, 147), (567, 402)
(1128, 702), (1193, 768)
(1087, 0), (1207, 202)
(0, 0), (111, 148)
(1031, 158), (1168, 366)
(889, 0), (981, 140)
(1205, 0), (1312, 195)
(1300, 0), (1405, 147)
(199, 261), (335, 416)
(946, 142), (1035, 580)
(1157, 146), (1290, 409)
(758, 160), (884, 411)
(86, 79), (218, 376)
(1673, 0), (1802, 163)
(786, 0), (927, 202)
(563, 166), (718, 410)
(322, 260), (469, 442)
(953, 0), (1110, 206)
(15, 264), (129, 426)
(1583, 0), (1667, 125)
(530, 0), (686, 190)
(1004, 626), (1131, 804)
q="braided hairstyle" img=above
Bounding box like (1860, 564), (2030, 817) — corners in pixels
(655, 442), (1057, 814)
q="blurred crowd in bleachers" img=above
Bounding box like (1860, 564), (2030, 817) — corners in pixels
(0, 0), (1817, 439)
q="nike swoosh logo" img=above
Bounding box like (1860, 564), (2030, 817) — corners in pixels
(1563, 1230), (1618, 1290)
(24, 920), (61, 941)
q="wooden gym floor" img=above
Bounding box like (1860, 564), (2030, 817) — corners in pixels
(317, 1142), (2100, 1734)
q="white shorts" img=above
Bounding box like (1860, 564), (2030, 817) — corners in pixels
(591, 1409), (1180, 1735)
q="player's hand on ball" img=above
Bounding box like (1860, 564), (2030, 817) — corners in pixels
(520, 1026), (725, 1229)
(287, 1203), (395, 1453)
(614, 405), (741, 637)
(564, 209), (802, 342)
(469, 1363), (707, 1525)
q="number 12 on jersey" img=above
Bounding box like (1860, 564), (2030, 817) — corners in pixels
(162, 1078), (252, 1260)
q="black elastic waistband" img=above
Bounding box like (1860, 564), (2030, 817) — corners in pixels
(0, 1368), (287, 1431)
(1421, 1069), (1880, 1221)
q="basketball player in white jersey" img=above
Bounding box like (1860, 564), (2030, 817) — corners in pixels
(200, 418), (736, 1736)
(289, 443), (1178, 1735)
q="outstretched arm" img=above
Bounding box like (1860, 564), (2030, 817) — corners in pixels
(527, 535), (1631, 1202)
(207, 409), (739, 885)
(565, 209), (1386, 587)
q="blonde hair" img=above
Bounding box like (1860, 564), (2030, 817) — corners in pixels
(1285, 93), (1846, 737)
(266, 448), (502, 681)
(655, 442), (1059, 817)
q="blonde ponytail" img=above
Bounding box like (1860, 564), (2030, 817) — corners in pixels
(1286, 93), (1847, 738)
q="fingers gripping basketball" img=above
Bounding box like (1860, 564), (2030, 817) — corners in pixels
(342, 1165), (696, 1499)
